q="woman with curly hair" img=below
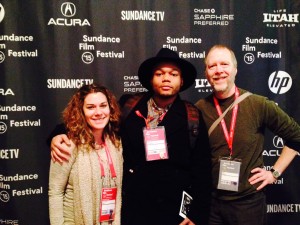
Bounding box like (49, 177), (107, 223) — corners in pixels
(49, 84), (123, 225)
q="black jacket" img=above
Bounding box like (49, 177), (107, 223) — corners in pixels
(121, 93), (211, 225)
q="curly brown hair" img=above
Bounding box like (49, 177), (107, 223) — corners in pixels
(62, 84), (121, 150)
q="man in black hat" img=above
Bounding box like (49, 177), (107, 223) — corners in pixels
(50, 48), (211, 225)
(120, 48), (211, 225)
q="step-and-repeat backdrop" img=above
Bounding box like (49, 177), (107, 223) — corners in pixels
(0, 1), (299, 224)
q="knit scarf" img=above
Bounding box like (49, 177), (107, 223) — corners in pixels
(73, 146), (101, 225)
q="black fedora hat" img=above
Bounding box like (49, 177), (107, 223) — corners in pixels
(138, 48), (197, 92)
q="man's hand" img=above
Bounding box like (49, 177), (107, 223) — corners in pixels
(179, 217), (195, 225)
(50, 134), (72, 163)
(249, 146), (299, 190)
(248, 167), (275, 190)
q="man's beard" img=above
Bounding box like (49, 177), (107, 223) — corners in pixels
(213, 82), (228, 93)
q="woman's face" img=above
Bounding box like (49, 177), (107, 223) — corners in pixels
(83, 92), (110, 132)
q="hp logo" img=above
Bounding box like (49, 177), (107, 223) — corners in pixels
(268, 71), (292, 94)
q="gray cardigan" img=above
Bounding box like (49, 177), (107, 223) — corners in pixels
(49, 138), (123, 225)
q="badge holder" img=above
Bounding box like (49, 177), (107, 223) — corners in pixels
(143, 126), (169, 161)
(99, 179), (117, 222)
(217, 157), (241, 192)
(98, 143), (118, 223)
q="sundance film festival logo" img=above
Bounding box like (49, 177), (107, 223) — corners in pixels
(0, 121), (7, 134)
(0, 190), (10, 202)
(48, 2), (91, 26)
(268, 71), (292, 94)
(0, 3), (5, 23)
(0, 51), (5, 63)
(81, 52), (94, 64)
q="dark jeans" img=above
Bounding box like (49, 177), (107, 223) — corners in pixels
(209, 192), (267, 225)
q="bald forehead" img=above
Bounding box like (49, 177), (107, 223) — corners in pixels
(205, 47), (237, 68)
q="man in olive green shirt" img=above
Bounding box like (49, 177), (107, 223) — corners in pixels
(195, 44), (300, 225)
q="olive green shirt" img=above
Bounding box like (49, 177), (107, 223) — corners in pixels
(195, 88), (300, 200)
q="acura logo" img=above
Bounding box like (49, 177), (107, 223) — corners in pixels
(61, 2), (76, 17)
(273, 135), (284, 148)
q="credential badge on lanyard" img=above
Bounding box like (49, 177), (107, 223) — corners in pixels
(98, 143), (118, 222)
(136, 110), (169, 161)
(214, 87), (241, 192)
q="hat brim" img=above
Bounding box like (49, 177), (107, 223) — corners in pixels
(138, 57), (197, 92)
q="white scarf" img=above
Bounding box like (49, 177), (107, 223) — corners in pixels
(73, 146), (101, 225)
(72, 138), (122, 225)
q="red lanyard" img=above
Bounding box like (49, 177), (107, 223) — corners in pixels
(97, 142), (117, 178)
(135, 110), (167, 128)
(213, 87), (239, 156)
